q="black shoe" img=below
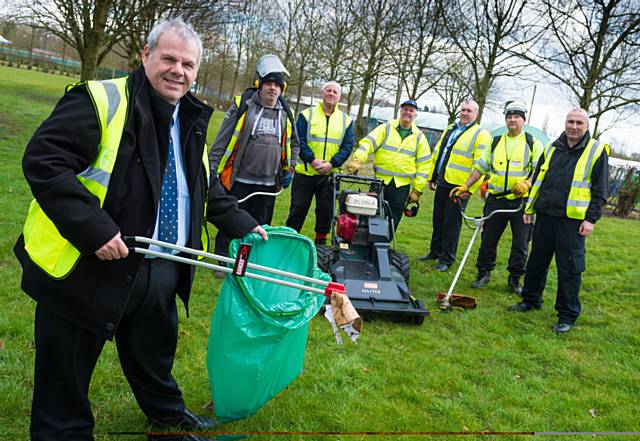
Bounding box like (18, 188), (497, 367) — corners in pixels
(150, 409), (217, 431)
(471, 272), (491, 288)
(508, 275), (522, 295)
(434, 263), (450, 272)
(418, 253), (439, 261)
(554, 321), (574, 334)
(507, 301), (541, 312)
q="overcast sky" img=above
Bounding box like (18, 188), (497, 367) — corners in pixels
(419, 78), (640, 156)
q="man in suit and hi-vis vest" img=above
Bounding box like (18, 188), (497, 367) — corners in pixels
(419, 99), (492, 272)
(15, 18), (267, 440)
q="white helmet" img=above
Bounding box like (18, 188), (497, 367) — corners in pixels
(503, 100), (527, 118)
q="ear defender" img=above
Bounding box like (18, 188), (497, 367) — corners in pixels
(255, 78), (287, 93)
(404, 202), (419, 217)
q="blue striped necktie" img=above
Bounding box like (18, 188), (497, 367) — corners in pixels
(158, 120), (178, 244)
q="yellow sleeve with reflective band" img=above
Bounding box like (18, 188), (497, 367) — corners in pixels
(413, 134), (431, 192)
(354, 123), (387, 163)
(475, 138), (492, 175)
(530, 139), (544, 173)
(468, 128), (492, 193)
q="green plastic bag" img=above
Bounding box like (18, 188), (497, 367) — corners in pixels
(207, 226), (329, 422)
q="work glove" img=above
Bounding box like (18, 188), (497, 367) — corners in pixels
(280, 168), (293, 189)
(408, 189), (422, 204)
(345, 158), (361, 174)
(449, 184), (469, 199)
(511, 180), (531, 197)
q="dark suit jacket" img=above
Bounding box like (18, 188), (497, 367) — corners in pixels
(15, 66), (258, 339)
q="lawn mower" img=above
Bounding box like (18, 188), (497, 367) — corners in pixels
(316, 174), (429, 324)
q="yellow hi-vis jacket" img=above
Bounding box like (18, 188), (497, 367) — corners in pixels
(353, 119), (431, 192)
(295, 102), (351, 176)
(525, 138), (610, 220)
(476, 132), (544, 200)
(22, 77), (210, 279)
(429, 122), (492, 193)
(217, 95), (293, 190)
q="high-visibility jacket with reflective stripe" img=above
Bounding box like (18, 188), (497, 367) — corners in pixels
(354, 119), (431, 191)
(482, 133), (543, 200)
(295, 103), (351, 176)
(429, 123), (491, 192)
(22, 77), (210, 279)
(217, 95), (293, 187)
(525, 138), (609, 219)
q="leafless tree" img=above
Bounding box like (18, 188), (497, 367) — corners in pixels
(433, 56), (475, 123)
(316, 0), (358, 83)
(388, 0), (446, 117)
(442, 0), (541, 121)
(515, 0), (640, 136)
(349, 0), (401, 137)
(13, 0), (134, 80)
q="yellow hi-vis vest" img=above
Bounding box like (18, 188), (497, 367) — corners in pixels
(22, 77), (210, 279)
(295, 102), (351, 176)
(525, 138), (609, 220)
(217, 95), (293, 189)
(354, 119), (432, 191)
(429, 123), (491, 193)
(486, 133), (539, 200)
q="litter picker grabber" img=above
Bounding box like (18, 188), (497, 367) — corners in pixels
(437, 201), (524, 311)
(127, 235), (346, 298)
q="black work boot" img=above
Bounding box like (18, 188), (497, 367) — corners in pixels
(508, 275), (522, 295)
(471, 272), (491, 288)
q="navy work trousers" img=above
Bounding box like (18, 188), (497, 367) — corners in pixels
(521, 213), (586, 323)
(475, 195), (531, 277)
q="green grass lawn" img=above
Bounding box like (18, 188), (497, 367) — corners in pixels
(1, 65), (639, 440)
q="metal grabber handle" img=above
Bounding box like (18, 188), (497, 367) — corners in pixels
(126, 236), (346, 298)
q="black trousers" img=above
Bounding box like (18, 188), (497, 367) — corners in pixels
(31, 259), (185, 441)
(214, 181), (276, 256)
(521, 213), (586, 324)
(475, 195), (531, 277)
(285, 173), (333, 234)
(428, 184), (468, 266)
(383, 180), (410, 232)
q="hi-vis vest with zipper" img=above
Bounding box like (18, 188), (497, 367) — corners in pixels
(217, 95), (292, 189)
(429, 123), (491, 193)
(295, 103), (351, 176)
(22, 77), (210, 279)
(484, 133), (540, 200)
(525, 138), (609, 220)
(354, 119), (432, 191)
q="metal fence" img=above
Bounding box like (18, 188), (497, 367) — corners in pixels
(0, 47), (127, 79)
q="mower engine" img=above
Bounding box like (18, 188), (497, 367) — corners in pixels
(336, 193), (386, 244)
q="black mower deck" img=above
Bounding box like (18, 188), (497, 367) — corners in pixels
(316, 174), (429, 324)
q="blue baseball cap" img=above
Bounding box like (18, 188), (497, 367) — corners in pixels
(400, 99), (418, 109)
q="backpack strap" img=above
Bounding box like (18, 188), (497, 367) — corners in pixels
(524, 132), (533, 151)
(237, 87), (257, 115)
(491, 135), (501, 153)
(491, 132), (534, 152)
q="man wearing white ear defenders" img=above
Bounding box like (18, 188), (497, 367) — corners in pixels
(210, 54), (299, 257)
